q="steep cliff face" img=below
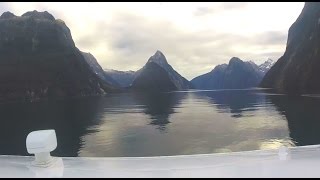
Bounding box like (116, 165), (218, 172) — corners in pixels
(0, 10), (111, 102)
(81, 52), (120, 91)
(131, 51), (192, 92)
(260, 3), (320, 94)
(191, 57), (264, 90)
(191, 64), (227, 90)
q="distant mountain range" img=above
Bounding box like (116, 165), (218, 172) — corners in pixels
(104, 69), (136, 88)
(106, 52), (274, 92)
(104, 51), (193, 92)
(191, 58), (274, 90)
(1, 2), (317, 102)
(261, 2), (320, 95)
(82, 52), (120, 89)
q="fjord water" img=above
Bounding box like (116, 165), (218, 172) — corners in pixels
(1, 89), (320, 157)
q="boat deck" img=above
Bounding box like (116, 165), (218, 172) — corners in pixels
(2, 145), (320, 178)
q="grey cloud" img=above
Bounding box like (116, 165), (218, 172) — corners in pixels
(194, 2), (248, 17)
(76, 35), (101, 50)
(221, 2), (249, 10)
(194, 7), (216, 16)
(253, 31), (287, 45)
(74, 11), (286, 80)
(258, 52), (283, 61)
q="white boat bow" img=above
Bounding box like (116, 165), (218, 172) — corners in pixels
(2, 144), (320, 178)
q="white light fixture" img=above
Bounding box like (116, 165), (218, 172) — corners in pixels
(26, 129), (58, 167)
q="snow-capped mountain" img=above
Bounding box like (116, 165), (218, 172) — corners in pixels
(258, 58), (275, 74)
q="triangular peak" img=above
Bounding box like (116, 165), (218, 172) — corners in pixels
(0, 11), (16, 19)
(147, 50), (169, 68)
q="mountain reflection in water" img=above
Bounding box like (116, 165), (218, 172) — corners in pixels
(0, 89), (320, 157)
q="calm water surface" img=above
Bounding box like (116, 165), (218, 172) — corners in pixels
(1, 89), (320, 157)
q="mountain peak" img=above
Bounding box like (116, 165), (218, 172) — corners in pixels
(132, 50), (191, 91)
(0, 11), (16, 19)
(155, 50), (164, 56)
(259, 58), (275, 74)
(153, 50), (166, 60)
(191, 57), (264, 90)
(0, 9), (114, 101)
(147, 50), (169, 68)
(21, 10), (55, 21)
(229, 57), (243, 65)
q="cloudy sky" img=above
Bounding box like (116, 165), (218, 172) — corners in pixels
(0, 2), (304, 80)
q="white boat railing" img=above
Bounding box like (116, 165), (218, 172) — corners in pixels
(1, 129), (320, 178)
